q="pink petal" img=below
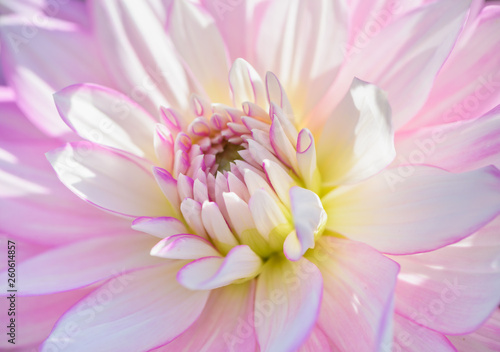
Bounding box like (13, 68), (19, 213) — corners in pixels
(154, 281), (257, 352)
(0, 286), (95, 350)
(391, 223), (500, 334)
(46, 142), (175, 218)
(317, 78), (395, 186)
(0, 234), (160, 295)
(0, 16), (111, 137)
(151, 234), (220, 260)
(314, 0), (470, 131)
(0, 103), (130, 245)
(323, 165), (500, 254)
(395, 106), (500, 173)
(405, 3), (500, 130)
(91, 0), (191, 115)
(177, 245), (262, 290)
(42, 264), (209, 352)
(448, 308), (500, 352)
(54, 83), (157, 159)
(299, 326), (332, 352)
(131, 216), (187, 239)
(393, 314), (456, 352)
(255, 256), (322, 352)
(309, 236), (399, 352)
(168, 0), (231, 105)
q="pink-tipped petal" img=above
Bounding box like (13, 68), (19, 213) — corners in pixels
(153, 167), (181, 213)
(255, 256), (323, 352)
(177, 245), (262, 290)
(131, 216), (188, 238)
(54, 83), (157, 159)
(46, 142), (174, 218)
(180, 198), (207, 238)
(229, 58), (267, 108)
(151, 234), (220, 259)
(324, 165), (500, 255)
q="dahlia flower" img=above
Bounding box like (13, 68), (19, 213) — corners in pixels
(1, 0), (500, 351)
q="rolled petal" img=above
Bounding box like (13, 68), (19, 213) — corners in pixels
(156, 281), (257, 352)
(54, 83), (157, 159)
(0, 234), (160, 295)
(131, 216), (188, 238)
(296, 128), (321, 192)
(284, 187), (326, 261)
(46, 142), (174, 218)
(308, 236), (399, 352)
(255, 256), (323, 352)
(177, 245), (262, 290)
(229, 58), (267, 108)
(151, 234), (220, 259)
(317, 78), (395, 186)
(323, 165), (500, 254)
(41, 264), (210, 352)
(0, 16), (112, 137)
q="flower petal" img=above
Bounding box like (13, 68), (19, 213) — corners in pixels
(168, 0), (231, 105)
(308, 236), (399, 352)
(448, 308), (500, 352)
(323, 165), (500, 254)
(317, 78), (395, 186)
(0, 234), (160, 295)
(41, 264), (210, 352)
(46, 142), (174, 218)
(131, 216), (188, 239)
(155, 281), (257, 352)
(150, 234), (220, 260)
(0, 15), (112, 137)
(255, 256), (323, 352)
(177, 245), (262, 290)
(229, 58), (267, 108)
(54, 83), (157, 159)
(91, 0), (191, 115)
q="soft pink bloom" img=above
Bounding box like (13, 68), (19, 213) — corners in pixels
(1, 1), (500, 351)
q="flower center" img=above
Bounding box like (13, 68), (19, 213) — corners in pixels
(215, 143), (244, 172)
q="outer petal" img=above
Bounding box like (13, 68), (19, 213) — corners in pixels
(41, 264), (210, 352)
(391, 217), (500, 334)
(168, 0), (231, 105)
(317, 78), (395, 186)
(91, 0), (191, 115)
(177, 245), (262, 290)
(405, 3), (500, 129)
(393, 314), (456, 352)
(308, 236), (399, 352)
(46, 141), (175, 218)
(299, 326), (332, 352)
(448, 308), (500, 352)
(0, 102), (130, 245)
(0, 234), (160, 295)
(54, 83), (157, 159)
(150, 234), (220, 260)
(0, 286), (96, 350)
(254, 256), (323, 352)
(323, 165), (500, 254)
(0, 16), (111, 137)
(155, 281), (257, 352)
(313, 0), (470, 131)
(395, 106), (500, 173)
(131, 216), (188, 238)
